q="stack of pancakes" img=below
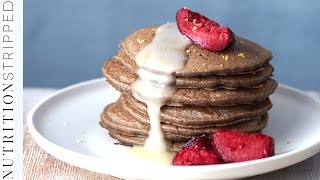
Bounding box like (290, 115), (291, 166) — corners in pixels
(100, 26), (277, 151)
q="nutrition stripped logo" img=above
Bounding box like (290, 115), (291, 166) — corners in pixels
(1, 1), (15, 179)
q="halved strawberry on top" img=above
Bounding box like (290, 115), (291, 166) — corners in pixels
(176, 7), (235, 51)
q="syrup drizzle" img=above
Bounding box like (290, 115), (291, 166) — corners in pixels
(130, 22), (191, 164)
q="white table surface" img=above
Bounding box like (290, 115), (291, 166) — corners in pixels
(24, 87), (320, 180)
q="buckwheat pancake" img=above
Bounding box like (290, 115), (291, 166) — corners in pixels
(106, 129), (184, 152)
(100, 100), (268, 152)
(120, 26), (272, 76)
(102, 112), (267, 142)
(121, 94), (272, 127)
(104, 54), (274, 89)
(100, 99), (268, 142)
(105, 130), (191, 152)
(116, 49), (271, 77)
(103, 59), (277, 105)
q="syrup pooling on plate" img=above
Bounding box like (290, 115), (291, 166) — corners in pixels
(131, 22), (192, 163)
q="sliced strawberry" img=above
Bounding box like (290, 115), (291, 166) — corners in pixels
(176, 8), (235, 51)
(211, 130), (274, 163)
(172, 136), (224, 166)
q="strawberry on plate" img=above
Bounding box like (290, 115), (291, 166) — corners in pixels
(172, 136), (224, 166)
(211, 130), (274, 163)
(172, 130), (274, 166)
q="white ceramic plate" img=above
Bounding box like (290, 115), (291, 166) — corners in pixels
(28, 78), (320, 180)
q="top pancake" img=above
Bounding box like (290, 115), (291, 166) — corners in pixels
(120, 26), (272, 76)
(111, 50), (274, 89)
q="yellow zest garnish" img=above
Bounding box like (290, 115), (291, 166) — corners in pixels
(220, 55), (229, 61)
(238, 53), (245, 58)
(137, 39), (145, 44)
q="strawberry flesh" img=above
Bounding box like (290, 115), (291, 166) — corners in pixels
(172, 136), (224, 166)
(211, 130), (274, 163)
(176, 8), (235, 51)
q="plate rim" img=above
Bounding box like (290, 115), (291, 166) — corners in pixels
(27, 78), (320, 180)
